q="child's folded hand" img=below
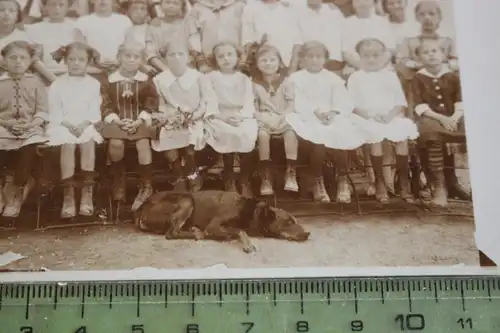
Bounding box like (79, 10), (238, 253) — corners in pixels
(440, 116), (458, 132)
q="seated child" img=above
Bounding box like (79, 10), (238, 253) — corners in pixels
(284, 41), (366, 203)
(0, 0), (56, 83)
(251, 42), (298, 196)
(395, 0), (458, 81)
(26, 0), (78, 77)
(341, 0), (396, 77)
(411, 36), (465, 207)
(186, 0), (245, 73)
(101, 41), (157, 212)
(151, 39), (213, 192)
(46, 42), (103, 219)
(0, 41), (49, 218)
(204, 41), (259, 197)
(347, 38), (418, 203)
(145, 0), (190, 73)
(74, 0), (132, 81)
(295, 0), (344, 74)
(241, 0), (302, 68)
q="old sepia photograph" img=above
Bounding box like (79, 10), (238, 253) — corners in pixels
(0, 0), (479, 270)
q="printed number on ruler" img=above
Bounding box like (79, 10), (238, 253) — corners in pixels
(1, 276), (499, 332)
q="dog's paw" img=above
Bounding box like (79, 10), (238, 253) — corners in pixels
(243, 243), (257, 254)
(191, 227), (204, 240)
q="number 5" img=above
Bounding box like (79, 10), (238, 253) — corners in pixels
(132, 324), (145, 333)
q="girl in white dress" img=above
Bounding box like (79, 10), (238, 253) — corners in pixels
(46, 42), (104, 219)
(26, 0), (78, 76)
(74, 0), (132, 82)
(241, 0), (302, 68)
(152, 39), (216, 192)
(204, 41), (259, 197)
(186, 0), (245, 73)
(341, 0), (396, 78)
(348, 38), (418, 203)
(0, 0), (56, 83)
(124, 0), (150, 47)
(284, 41), (367, 203)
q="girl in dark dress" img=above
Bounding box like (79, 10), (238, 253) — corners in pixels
(101, 40), (158, 212)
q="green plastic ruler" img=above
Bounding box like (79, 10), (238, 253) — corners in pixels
(1, 275), (500, 332)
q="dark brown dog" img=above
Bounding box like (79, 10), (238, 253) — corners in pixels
(133, 190), (310, 253)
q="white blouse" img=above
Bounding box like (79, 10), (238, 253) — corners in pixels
(241, 1), (302, 65)
(48, 74), (102, 127)
(26, 19), (77, 74)
(284, 69), (354, 117)
(341, 14), (396, 55)
(75, 13), (132, 62)
(347, 69), (407, 117)
(296, 4), (344, 62)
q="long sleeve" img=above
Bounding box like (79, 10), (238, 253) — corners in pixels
(139, 79), (159, 127)
(199, 74), (219, 119)
(330, 79), (354, 116)
(346, 72), (362, 109)
(241, 4), (258, 46)
(282, 76), (296, 113)
(100, 80), (119, 123)
(47, 81), (64, 126)
(145, 25), (161, 62)
(186, 8), (202, 53)
(452, 74), (464, 115)
(411, 75), (430, 116)
(33, 78), (49, 123)
(240, 76), (256, 118)
(395, 37), (413, 65)
(388, 71), (408, 108)
(88, 81), (102, 124)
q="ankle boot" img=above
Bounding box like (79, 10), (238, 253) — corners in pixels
(313, 176), (330, 203)
(61, 178), (76, 219)
(443, 151), (472, 200)
(260, 161), (273, 195)
(371, 155), (388, 203)
(284, 163), (298, 192)
(110, 161), (126, 202)
(396, 154), (414, 204)
(224, 172), (237, 192)
(79, 171), (95, 216)
(2, 184), (23, 218)
(431, 169), (448, 207)
(132, 164), (154, 211)
(170, 158), (187, 191)
(336, 175), (351, 203)
(240, 174), (253, 198)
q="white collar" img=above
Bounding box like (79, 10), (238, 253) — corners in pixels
(108, 71), (149, 83)
(418, 66), (452, 79)
(155, 68), (200, 90)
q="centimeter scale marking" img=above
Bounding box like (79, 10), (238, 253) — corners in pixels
(1, 276), (499, 332)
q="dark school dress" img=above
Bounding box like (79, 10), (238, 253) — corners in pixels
(101, 71), (159, 141)
(411, 68), (466, 143)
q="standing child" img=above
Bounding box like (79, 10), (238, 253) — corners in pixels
(46, 42), (103, 219)
(251, 43), (298, 196)
(0, 41), (49, 218)
(152, 39), (215, 192)
(295, 0), (344, 74)
(204, 41), (258, 197)
(411, 36), (465, 207)
(0, 0), (56, 82)
(124, 0), (151, 46)
(101, 41), (158, 212)
(284, 41), (366, 203)
(395, 0), (458, 79)
(341, 0), (396, 77)
(26, 0), (77, 76)
(145, 0), (190, 72)
(241, 0), (302, 68)
(348, 38), (418, 203)
(381, 0), (419, 47)
(74, 0), (132, 81)
(186, 0), (245, 73)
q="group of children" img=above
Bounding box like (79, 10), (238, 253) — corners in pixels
(0, 0), (468, 220)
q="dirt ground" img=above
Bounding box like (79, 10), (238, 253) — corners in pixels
(0, 212), (477, 270)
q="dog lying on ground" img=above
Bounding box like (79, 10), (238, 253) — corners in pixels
(133, 190), (310, 253)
